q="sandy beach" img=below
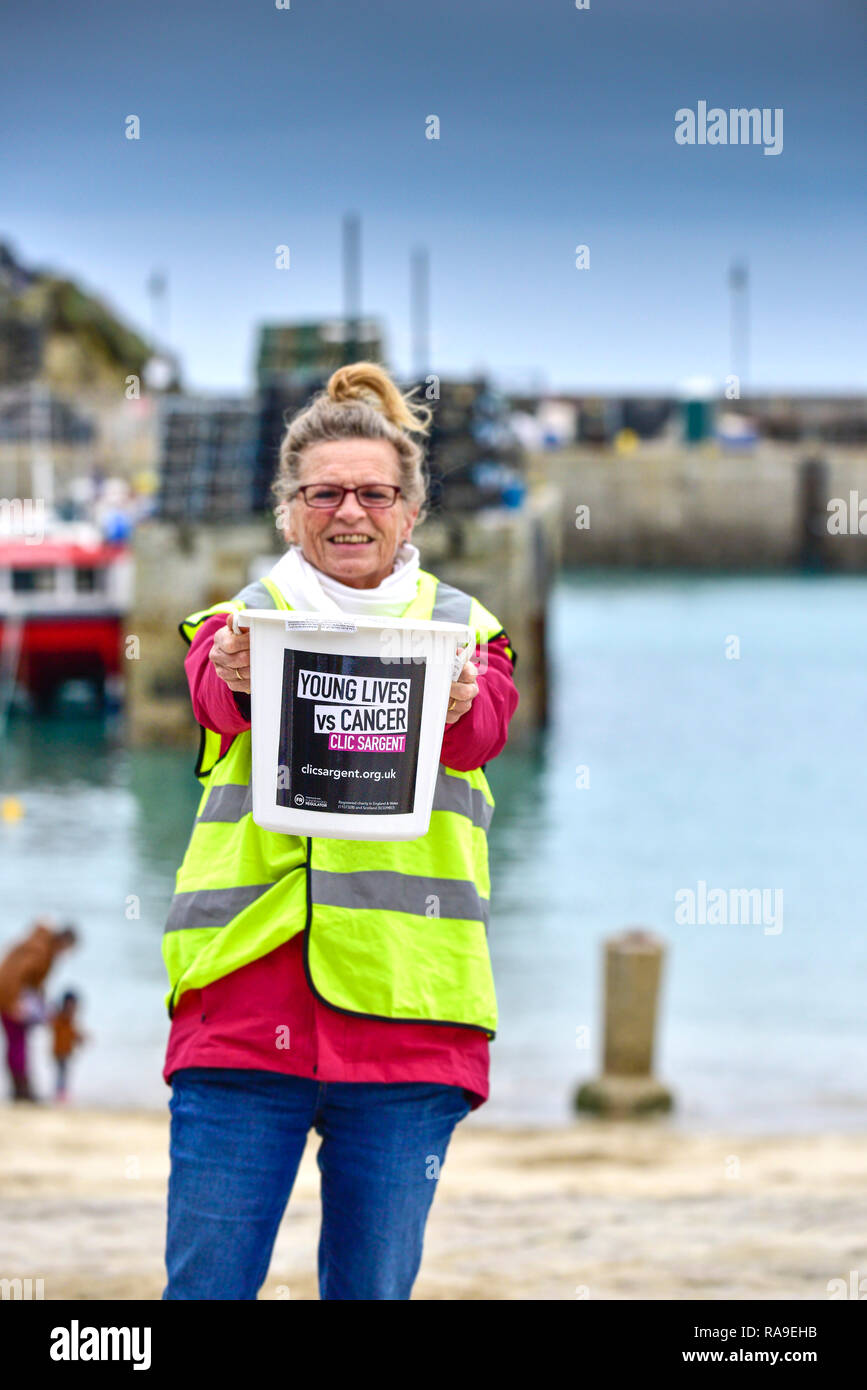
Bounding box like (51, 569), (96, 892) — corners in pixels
(2, 1104), (865, 1300)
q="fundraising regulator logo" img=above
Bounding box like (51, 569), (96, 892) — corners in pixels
(675, 101), (783, 156)
(675, 881), (783, 935)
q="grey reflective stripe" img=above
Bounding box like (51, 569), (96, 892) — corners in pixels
(433, 768), (493, 832)
(197, 782), (252, 822)
(432, 581), (472, 625)
(164, 883), (272, 933)
(233, 579), (277, 610)
(311, 868), (489, 926)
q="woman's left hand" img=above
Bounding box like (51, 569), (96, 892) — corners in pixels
(445, 660), (479, 725)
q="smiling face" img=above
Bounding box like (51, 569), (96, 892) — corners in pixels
(283, 438), (419, 589)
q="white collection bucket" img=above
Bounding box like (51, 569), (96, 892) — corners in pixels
(234, 609), (472, 841)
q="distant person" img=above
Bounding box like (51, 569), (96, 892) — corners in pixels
(51, 990), (87, 1103)
(0, 921), (78, 1101)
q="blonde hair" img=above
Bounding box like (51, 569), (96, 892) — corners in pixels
(273, 362), (433, 522)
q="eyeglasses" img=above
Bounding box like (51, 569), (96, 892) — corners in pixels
(292, 483), (403, 510)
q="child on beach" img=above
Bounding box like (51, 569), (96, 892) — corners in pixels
(51, 991), (86, 1102)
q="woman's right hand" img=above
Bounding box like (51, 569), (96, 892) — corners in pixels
(209, 613), (251, 694)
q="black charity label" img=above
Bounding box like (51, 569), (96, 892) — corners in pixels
(275, 649), (426, 815)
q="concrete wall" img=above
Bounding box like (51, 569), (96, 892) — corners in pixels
(415, 485), (562, 740)
(126, 520), (274, 747)
(535, 443), (867, 569)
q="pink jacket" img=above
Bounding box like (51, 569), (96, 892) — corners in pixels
(164, 613), (519, 1108)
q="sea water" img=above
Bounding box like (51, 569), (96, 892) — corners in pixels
(2, 571), (865, 1129)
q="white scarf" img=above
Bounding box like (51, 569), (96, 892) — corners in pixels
(268, 542), (421, 617)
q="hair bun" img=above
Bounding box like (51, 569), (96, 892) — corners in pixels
(327, 362), (432, 436)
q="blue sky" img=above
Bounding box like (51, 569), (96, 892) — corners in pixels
(2, 0), (865, 393)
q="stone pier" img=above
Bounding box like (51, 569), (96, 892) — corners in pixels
(536, 442), (867, 569)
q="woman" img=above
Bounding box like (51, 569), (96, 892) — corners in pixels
(0, 920), (78, 1101)
(162, 362), (519, 1300)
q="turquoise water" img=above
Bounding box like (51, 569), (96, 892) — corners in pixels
(2, 572), (866, 1128)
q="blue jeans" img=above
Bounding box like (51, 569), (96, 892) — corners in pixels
(163, 1068), (473, 1300)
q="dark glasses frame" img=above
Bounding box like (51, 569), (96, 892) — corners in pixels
(291, 483), (403, 510)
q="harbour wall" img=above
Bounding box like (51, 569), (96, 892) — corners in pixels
(535, 444), (867, 569)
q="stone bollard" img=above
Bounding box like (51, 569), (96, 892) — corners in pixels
(574, 928), (674, 1118)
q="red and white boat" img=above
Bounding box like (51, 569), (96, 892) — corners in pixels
(0, 521), (132, 708)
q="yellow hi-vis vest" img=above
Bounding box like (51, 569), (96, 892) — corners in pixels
(163, 568), (515, 1037)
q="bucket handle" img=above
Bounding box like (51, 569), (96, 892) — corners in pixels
(452, 630), (474, 680)
(232, 610), (472, 677)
